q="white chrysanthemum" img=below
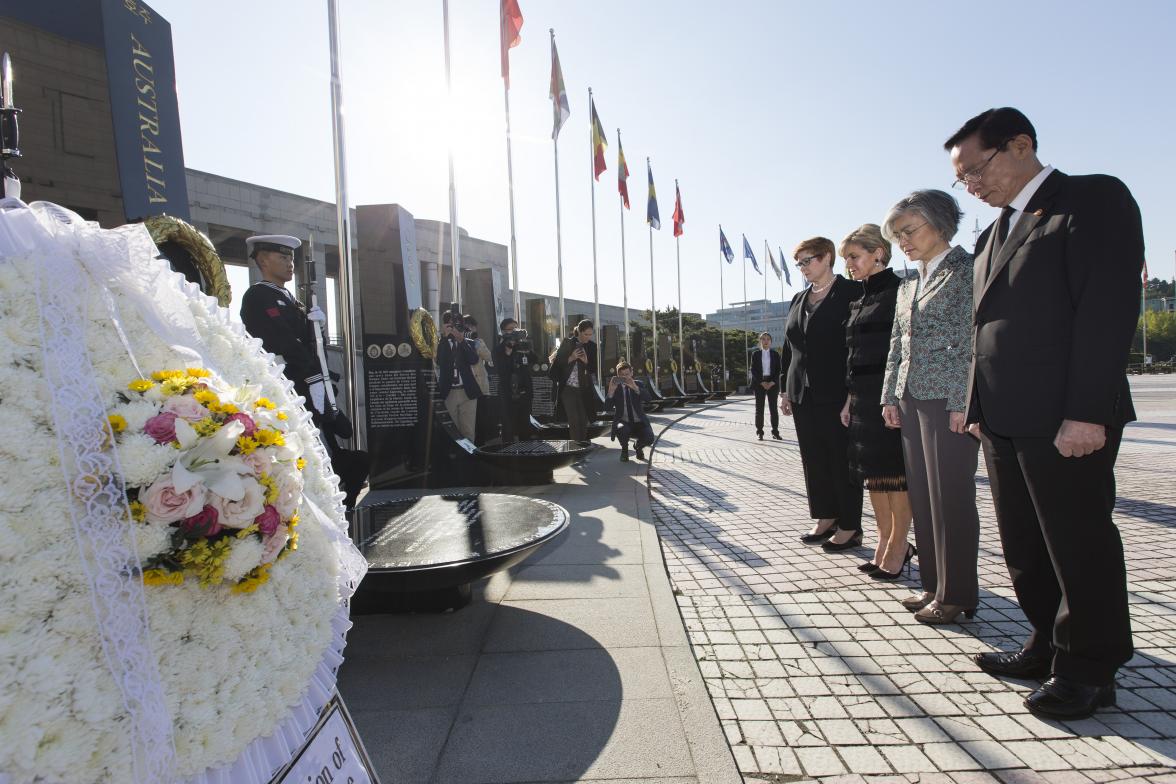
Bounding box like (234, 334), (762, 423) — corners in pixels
(133, 523), (175, 561)
(114, 433), (179, 488)
(109, 399), (160, 433)
(221, 537), (265, 582)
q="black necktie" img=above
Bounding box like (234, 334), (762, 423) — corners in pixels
(987, 206), (1015, 281)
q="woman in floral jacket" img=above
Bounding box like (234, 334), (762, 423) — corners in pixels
(881, 190), (981, 625)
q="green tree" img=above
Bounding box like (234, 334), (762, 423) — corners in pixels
(1134, 310), (1176, 362)
(628, 307), (760, 392)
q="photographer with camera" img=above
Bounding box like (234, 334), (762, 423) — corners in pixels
(551, 319), (597, 445)
(608, 360), (655, 462)
(437, 310), (482, 442)
(493, 317), (538, 443)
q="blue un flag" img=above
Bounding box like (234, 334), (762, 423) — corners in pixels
(742, 234), (760, 274)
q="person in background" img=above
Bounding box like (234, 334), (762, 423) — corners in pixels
(780, 237), (864, 551)
(607, 360), (655, 462)
(946, 107), (1142, 719)
(463, 314), (494, 443)
(750, 332), (783, 441)
(839, 224), (913, 580)
(552, 319), (597, 444)
(493, 317), (537, 442)
(881, 190), (979, 624)
(436, 311), (481, 442)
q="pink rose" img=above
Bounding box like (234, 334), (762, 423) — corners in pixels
(141, 477), (206, 525)
(143, 412), (178, 445)
(241, 451), (271, 476)
(271, 469), (304, 520)
(179, 504), (223, 538)
(208, 478), (265, 529)
(259, 524), (289, 564)
(226, 412), (257, 436)
(163, 395), (210, 423)
(254, 504), (281, 536)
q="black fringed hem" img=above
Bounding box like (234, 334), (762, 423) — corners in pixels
(864, 476), (908, 492)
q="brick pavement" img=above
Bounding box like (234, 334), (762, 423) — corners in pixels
(647, 377), (1176, 783)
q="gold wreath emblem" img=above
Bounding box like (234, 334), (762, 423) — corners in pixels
(644, 358), (654, 374)
(670, 359), (679, 373)
(145, 215), (232, 308)
(694, 360), (703, 373)
(410, 308), (438, 359)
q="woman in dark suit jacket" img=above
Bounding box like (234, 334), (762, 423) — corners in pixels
(551, 319), (597, 443)
(780, 237), (864, 550)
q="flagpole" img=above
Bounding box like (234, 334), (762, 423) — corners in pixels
(719, 225), (727, 394)
(588, 88), (602, 385)
(648, 161), (657, 386)
(763, 239), (769, 334)
(618, 130), (630, 361)
(326, 0), (362, 450)
(549, 30), (567, 339)
(442, 0), (462, 309)
(743, 243), (749, 388)
(502, 66), (521, 321)
(675, 179), (684, 390)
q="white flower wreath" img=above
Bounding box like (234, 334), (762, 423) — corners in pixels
(0, 202), (367, 784)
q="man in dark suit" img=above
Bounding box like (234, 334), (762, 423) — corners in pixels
(946, 107), (1143, 719)
(436, 311), (483, 442)
(750, 332), (783, 440)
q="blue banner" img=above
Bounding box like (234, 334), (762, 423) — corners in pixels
(100, 0), (189, 221)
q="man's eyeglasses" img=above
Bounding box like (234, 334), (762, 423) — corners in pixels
(795, 254), (824, 268)
(892, 222), (928, 241)
(951, 141), (1010, 190)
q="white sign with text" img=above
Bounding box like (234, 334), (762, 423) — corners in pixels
(274, 699), (379, 784)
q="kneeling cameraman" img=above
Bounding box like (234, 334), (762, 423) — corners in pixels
(493, 318), (538, 442)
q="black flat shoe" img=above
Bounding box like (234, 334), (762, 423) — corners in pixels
(975, 649), (1052, 680)
(800, 526), (837, 544)
(821, 532), (863, 552)
(856, 560), (879, 573)
(1025, 676), (1115, 720)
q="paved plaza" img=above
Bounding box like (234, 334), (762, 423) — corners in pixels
(648, 376), (1176, 783)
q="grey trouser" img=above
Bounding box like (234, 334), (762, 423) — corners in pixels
(899, 394), (980, 607)
(561, 385), (589, 442)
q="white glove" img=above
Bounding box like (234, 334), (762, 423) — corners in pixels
(307, 380), (326, 414)
(306, 306), (327, 323)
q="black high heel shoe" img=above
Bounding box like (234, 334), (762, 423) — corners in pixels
(821, 531), (863, 552)
(856, 560), (879, 573)
(869, 544), (917, 580)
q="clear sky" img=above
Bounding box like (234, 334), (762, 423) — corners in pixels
(154, 0), (1176, 317)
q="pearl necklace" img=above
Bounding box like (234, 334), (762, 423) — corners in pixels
(808, 279), (834, 295)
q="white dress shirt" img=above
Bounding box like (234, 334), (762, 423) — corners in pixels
(1006, 164), (1055, 234)
(761, 347), (772, 380)
(917, 248), (951, 295)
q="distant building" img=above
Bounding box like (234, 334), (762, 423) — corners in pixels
(705, 299), (790, 337)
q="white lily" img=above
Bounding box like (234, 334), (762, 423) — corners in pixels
(214, 379), (263, 409)
(172, 419), (251, 501)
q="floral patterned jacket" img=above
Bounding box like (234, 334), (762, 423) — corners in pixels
(882, 245), (975, 412)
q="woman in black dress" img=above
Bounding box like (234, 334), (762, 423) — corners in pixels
(839, 225), (914, 579)
(780, 237), (864, 551)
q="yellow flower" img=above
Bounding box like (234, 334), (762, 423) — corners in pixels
(161, 376), (197, 396)
(178, 538), (232, 588)
(235, 524), (259, 539)
(215, 402), (239, 415)
(193, 417), (221, 437)
(259, 473), (278, 505)
(254, 429), (285, 448)
(235, 435), (259, 455)
(151, 369), (182, 381)
(295, 458), (306, 471)
(107, 414), (127, 433)
(255, 397), (276, 410)
(142, 568), (184, 587)
(276, 411), (288, 421)
(193, 389), (218, 406)
(129, 500), (146, 523)
(288, 514), (299, 528)
(128, 378), (155, 393)
(231, 562), (272, 594)
(186, 367), (211, 378)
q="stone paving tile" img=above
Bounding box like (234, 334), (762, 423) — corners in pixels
(648, 385), (1176, 782)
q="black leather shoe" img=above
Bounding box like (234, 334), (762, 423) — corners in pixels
(771, 431), (783, 440)
(1025, 676), (1115, 720)
(799, 526), (837, 544)
(822, 531), (863, 552)
(757, 432), (764, 441)
(975, 649), (1052, 680)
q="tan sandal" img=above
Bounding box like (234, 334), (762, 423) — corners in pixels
(914, 601), (976, 624)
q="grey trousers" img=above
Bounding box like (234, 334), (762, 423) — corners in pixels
(899, 394), (981, 607)
(561, 385), (589, 442)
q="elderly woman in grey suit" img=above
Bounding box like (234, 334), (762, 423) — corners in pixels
(881, 190), (981, 625)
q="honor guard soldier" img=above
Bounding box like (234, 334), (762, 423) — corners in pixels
(240, 234), (329, 418)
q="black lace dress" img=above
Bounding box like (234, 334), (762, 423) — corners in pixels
(845, 268), (906, 490)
